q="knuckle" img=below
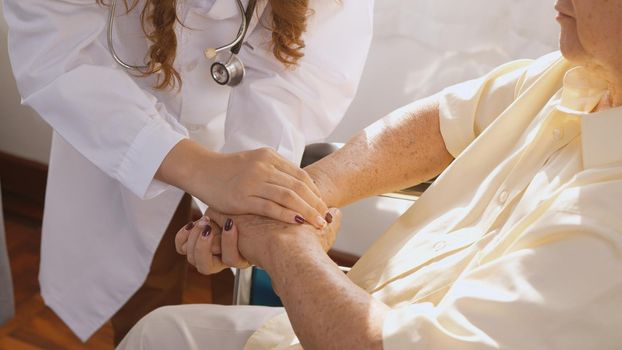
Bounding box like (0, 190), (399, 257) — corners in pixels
(291, 180), (303, 192)
(296, 168), (307, 180)
(252, 163), (270, 178)
(257, 147), (274, 160)
(175, 244), (183, 254)
(281, 189), (295, 202)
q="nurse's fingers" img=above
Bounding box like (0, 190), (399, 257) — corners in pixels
(205, 208), (227, 227)
(177, 217), (208, 255)
(257, 183), (326, 228)
(175, 222), (192, 255)
(186, 218), (210, 266)
(246, 197), (302, 226)
(193, 226), (227, 275)
(220, 219), (250, 269)
(268, 171), (329, 223)
(211, 233), (222, 255)
(272, 157), (322, 198)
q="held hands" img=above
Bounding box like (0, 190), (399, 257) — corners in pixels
(198, 148), (330, 229)
(158, 140), (330, 229)
(175, 207), (342, 275)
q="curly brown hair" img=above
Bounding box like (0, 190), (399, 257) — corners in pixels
(98, 0), (309, 89)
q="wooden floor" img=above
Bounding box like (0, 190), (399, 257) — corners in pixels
(0, 213), (234, 350)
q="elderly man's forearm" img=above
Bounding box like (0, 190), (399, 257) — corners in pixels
(264, 230), (389, 349)
(306, 95), (453, 207)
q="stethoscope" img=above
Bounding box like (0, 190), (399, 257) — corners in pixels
(107, 0), (257, 86)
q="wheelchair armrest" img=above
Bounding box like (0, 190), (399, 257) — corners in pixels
(301, 142), (345, 168)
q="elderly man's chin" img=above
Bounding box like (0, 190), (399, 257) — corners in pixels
(558, 22), (587, 64)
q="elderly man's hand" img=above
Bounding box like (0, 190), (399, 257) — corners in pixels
(175, 208), (341, 274)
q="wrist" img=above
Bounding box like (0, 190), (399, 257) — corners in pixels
(305, 164), (341, 208)
(156, 139), (220, 196)
(261, 225), (323, 274)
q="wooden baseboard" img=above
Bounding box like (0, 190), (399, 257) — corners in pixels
(0, 152), (47, 222)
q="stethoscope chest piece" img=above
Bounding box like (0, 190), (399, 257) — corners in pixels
(211, 55), (245, 86)
(108, 0), (256, 87)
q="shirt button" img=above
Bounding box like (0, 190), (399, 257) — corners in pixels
(433, 240), (447, 251)
(498, 190), (509, 204)
(552, 128), (563, 140)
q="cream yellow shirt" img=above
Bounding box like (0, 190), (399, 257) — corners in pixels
(245, 52), (622, 349)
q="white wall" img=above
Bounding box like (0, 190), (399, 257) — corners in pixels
(0, 0), (560, 255)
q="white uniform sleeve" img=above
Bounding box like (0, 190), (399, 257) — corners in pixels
(382, 177), (622, 350)
(2, 0), (188, 199)
(221, 0), (374, 163)
(438, 52), (563, 158)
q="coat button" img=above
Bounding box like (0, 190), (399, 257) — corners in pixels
(552, 128), (563, 140)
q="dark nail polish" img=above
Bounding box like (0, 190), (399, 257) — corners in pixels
(224, 218), (233, 232)
(202, 225), (212, 237)
(295, 215), (305, 224)
(185, 221), (195, 230)
(325, 212), (333, 224)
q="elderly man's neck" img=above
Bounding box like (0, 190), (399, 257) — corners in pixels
(584, 63), (622, 108)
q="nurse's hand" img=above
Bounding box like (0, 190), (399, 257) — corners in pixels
(175, 208), (341, 274)
(175, 216), (250, 275)
(157, 140), (330, 229)
(206, 148), (331, 228)
(207, 207), (341, 269)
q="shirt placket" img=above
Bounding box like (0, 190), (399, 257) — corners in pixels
(481, 110), (580, 242)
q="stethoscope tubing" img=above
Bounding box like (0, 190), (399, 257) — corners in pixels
(107, 0), (250, 74)
(107, 0), (149, 71)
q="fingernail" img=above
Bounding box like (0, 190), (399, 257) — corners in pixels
(198, 217), (210, 226)
(325, 212), (333, 224)
(224, 218), (233, 232)
(295, 215), (305, 224)
(185, 221), (195, 230)
(201, 225), (212, 238)
(316, 215), (327, 227)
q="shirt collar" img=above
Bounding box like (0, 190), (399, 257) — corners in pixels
(558, 66), (609, 113)
(556, 66), (622, 169)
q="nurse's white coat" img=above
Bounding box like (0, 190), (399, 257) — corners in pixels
(3, 0), (373, 340)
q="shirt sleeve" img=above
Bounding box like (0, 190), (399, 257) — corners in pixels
(2, 0), (188, 199)
(382, 175), (622, 350)
(438, 52), (563, 158)
(220, 0), (374, 164)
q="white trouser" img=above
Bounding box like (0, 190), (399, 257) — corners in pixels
(117, 304), (285, 350)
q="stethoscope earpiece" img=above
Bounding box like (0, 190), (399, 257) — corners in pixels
(211, 54), (245, 86)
